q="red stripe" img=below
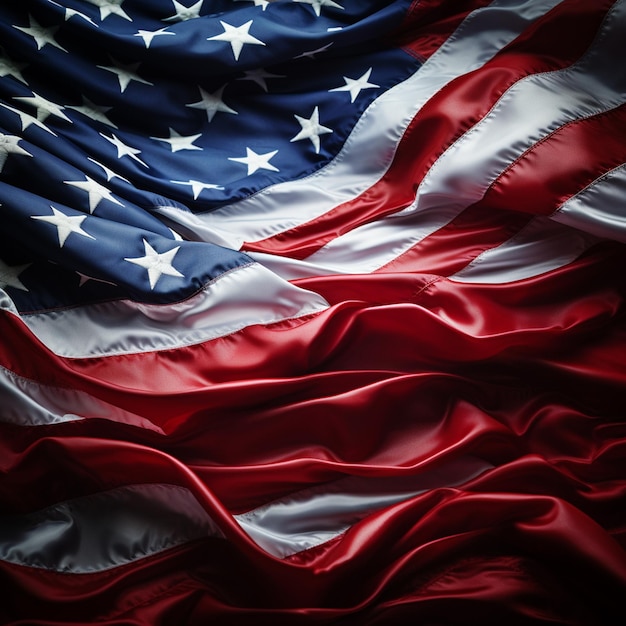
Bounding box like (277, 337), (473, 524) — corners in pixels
(480, 102), (626, 215)
(243, 0), (615, 260)
(380, 101), (626, 274)
(3, 241), (623, 399)
(375, 204), (532, 275)
(0, 370), (479, 512)
(3, 244), (626, 512)
(4, 485), (624, 624)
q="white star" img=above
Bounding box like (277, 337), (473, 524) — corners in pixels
(48, 1), (98, 25)
(32, 206), (95, 247)
(0, 133), (32, 172)
(186, 86), (237, 122)
(237, 67), (284, 92)
(294, 42), (333, 59)
(84, 0), (132, 21)
(66, 97), (117, 128)
(124, 239), (184, 289)
(0, 103), (57, 135)
(0, 52), (27, 84)
(64, 175), (123, 213)
(207, 20), (266, 61)
(290, 106), (332, 154)
(13, 92), (72, 124)
(293, 0), (344, 16)
(171, 179), (223, 199)
(100, 133), (148, 167)
(229, 147), (279, 176)
(0, 259), (30, 292)
(134, 27), (175, 48)
(14, 16), (68, 52)
(150, 127), (203, 152)
(97, 59), (153, 92)
(233, 0), (270, 9)
(88, 157), (131, 183)
(164, 0), (204, 22)
(329, 67), (379, 103)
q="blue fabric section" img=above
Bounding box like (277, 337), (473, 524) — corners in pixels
(0, 0), (417, 308)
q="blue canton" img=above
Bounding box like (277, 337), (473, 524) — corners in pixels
(0, 0), (419, 309)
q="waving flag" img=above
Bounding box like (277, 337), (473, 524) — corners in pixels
(1, 0), (626, 623)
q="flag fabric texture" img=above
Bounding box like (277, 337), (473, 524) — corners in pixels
(1, 0), (626, 623)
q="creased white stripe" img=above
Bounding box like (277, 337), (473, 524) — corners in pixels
(249, 251), (344, 281)
(552, 163), (626, 242)
(0, 484), (223, 573)
(253, 213), (603, 284)
(449, 217), (601, 284)
(154, 0), (562, 250)
(405, 0), (626, 216)
(0, 364), (162, 431)
(249, 205), (448, 277)
(0, 457), (491, 571)
(17, 263), (329, 359)
(302, 0), (626, 274)
(236, 456), (491, 558)
(304, 206), (450, 274)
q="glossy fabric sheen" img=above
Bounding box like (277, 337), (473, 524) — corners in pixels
(237, 456), (491, 557)
(0, 1), (626, 624)
(18, 262), (329, 358)
(449, 216), (600, 283)
(400, 0), (626, 224)
(0, 457), (490, 571)
(0, 364), (162, 430)
(554, 162), (626, 240)
(286, 0), (626, 273)
(0, 485), (222, 572)
(192, 0), (563, 247)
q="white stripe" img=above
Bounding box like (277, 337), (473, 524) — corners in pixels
(248, 213), (602, 284)
(300, 0), (626, 275)
(304, 205), (453, 274)
(552, 163), (626, 242)
(449, 217), (601, 284)
(0, 458), (491, 571)
(17, 263), (329, 359)
(410, 0), (626, 217)
(0, 364), (163, 431)
(249, 251), (344, 281)
(154, 0), (562, 250)
(249, 205), (451, 277)
(236, 456), (491, 558)
(0, 484), (223, 573)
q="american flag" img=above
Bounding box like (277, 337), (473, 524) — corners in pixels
(1, 0), (626, 623)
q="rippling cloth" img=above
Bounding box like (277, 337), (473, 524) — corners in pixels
(1, 0), (626, 624)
